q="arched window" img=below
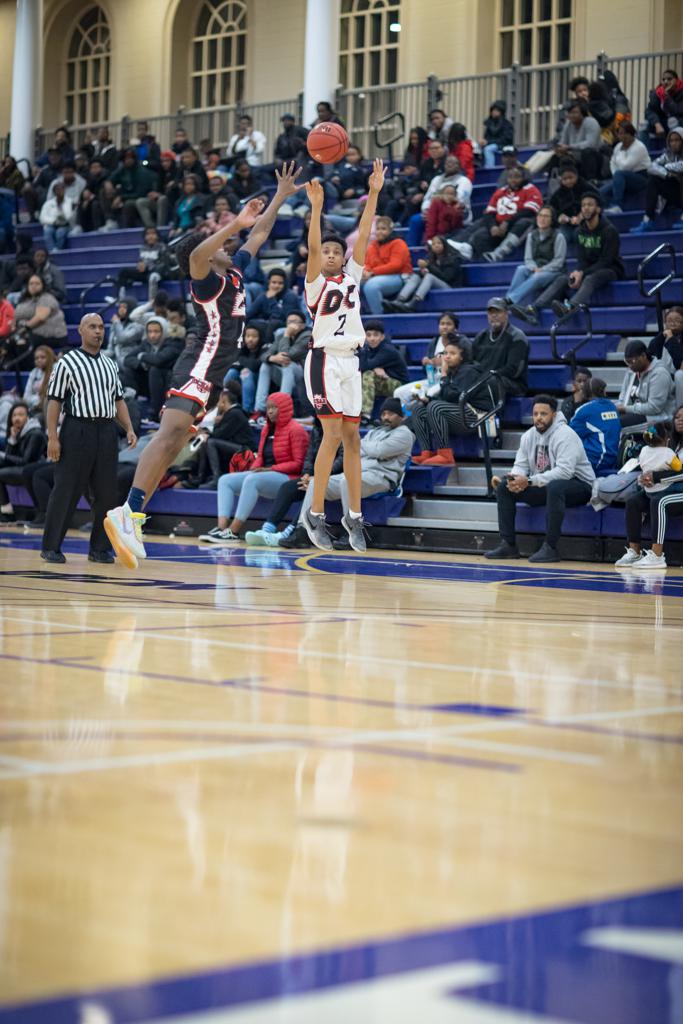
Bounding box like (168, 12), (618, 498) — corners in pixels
(339, 0), (401, 89)
(66, 6), (111, 125)
(191, 0), (247, 109)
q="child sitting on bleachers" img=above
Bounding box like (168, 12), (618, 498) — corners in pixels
(638, 422), (683, 493)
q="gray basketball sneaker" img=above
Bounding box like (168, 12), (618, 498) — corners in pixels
(341, 513), (368, 553)
(302, 509), (333, 551)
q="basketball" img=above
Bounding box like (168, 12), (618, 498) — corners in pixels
(306, 122), (349, 164)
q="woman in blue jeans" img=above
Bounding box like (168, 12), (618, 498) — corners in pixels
(504, 206), (567, 322)
(223, 323), (264, 415)
(199, 392), (309, 543)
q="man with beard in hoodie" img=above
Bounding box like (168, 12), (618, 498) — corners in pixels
(0, 401), (46, 521)
(630, 127), (683, 233)
(360, 216), (413, 314)
(534, 193), (624, 316)
(122, 315), (184, 421)
(480, 100), (514, 169)
(485, 394), (595, 563)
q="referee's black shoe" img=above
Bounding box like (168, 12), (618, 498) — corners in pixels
(41, 550), (66, 564)
(89, 551), (115, 564)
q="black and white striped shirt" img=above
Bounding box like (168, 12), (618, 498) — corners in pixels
(47, 348), (124, 419)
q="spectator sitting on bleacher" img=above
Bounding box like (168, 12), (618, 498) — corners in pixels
(554, 100), (602, 181)
(471, 297), (529, 398)
(172, 127), (192, 159)
(5, 257), (34, 307)
(505, 206), (567, 324)
(33, 247), (66, 303)
(76, 158), (110, 232)
(253, 310), (310, 417)
(184, 382), (254, 489)
(122, 314), (183, 421)
(116, 227), (170, 301)
(224, 322), (264, 414)
(91, 126), (118, 172)
(480, 100), (514, 169)
(274, 113), (309, 167)
(599, 123), (651, 213)
(404, 127), (429, 167)
(361, 217), (412, 314)
(166, 298), (196, 343)
(448, 168), (542, 262)
(406, 154), (472, 246)
(424, 187), (466, 242)
(297, 397), (414, 551)
(109, 150), (159, 228)
(496, 146), (530, 186)
(178, 148), (210, 193)
(534, 193), (625, 317)
(168, 175), (206, 239)
(549, 161), (594, 242)
(230, 159), (263, 201)
(249, 268), (302, 343)
(569, 377), (620, 477)
(419, 140), (447, 196)
(486, 394), (596, 562)
(12, 274), (67, 364)
(200, 392), (309, 544)
(22, 344), (55, 416)
(645, 69), (683, 140)
(446, 123), (476, 182)
(132, 150), (177, 229)
(358, 320), (409, 422)
(106, 298), (144, 370)
(0, 156), (25, 195)
(587, 73), (629, 146)
(560, 365), (592, 420)
(329, 145), (368, 206)
(200, 194), (237, 236)
(0, 401), (47, 522)
(648, 305), (683, 410)
(22, 148), (63, 221)
(410, 335), (485, 466)
(35, 128), (73, 168)
(428, 109), (453, 145)
(393, 311), (466, 406)
(630, 127), (683, 233)
(47, 162), (86, 207)
(387, 234), (462, 312)
(0, 292), (14, 355)
(129, 121), (161, 170)
(554, 76), (590, 141)
(205, 171), (236, 207)
(39, 182), (75, 252)
(226, 115), (267, 168)
(130, 289), (170, 328)
(616, 340), (675, 427)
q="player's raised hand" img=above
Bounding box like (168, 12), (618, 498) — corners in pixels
(275, 161), (305, 197)
(239, 196), (266, 227)
(368, 158), (386, 193)
(305, 178), (325, 208)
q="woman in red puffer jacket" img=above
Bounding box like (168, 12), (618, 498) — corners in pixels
(201, 391), (310, 543)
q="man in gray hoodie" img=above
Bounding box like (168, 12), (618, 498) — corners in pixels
(485, 394), (596, 562)
(617, 340), (675, 427)
(299, 397), (414, 551)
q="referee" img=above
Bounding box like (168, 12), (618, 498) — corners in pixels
(41, 313), (137, 564)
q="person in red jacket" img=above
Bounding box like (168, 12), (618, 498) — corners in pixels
(0, 294), (15, 356)
(448, 167), (543, 261)
(425, 185), (464, 241)
(200, 391), (309, 543)
(446, 123), (475, 182)
(361, 216), (413, 313)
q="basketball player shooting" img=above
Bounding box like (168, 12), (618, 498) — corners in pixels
(104, 161), (305, 569)
(302, 157), (386, 553)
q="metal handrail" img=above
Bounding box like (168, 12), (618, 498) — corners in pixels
(637, 242), (678, 334)
(79, 274), (118, 311)
(457, 370), (507, 497)
(550, 304), (593, 374)
(373, 111), (405, 174)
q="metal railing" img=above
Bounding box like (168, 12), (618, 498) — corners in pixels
(637, 242), (679, 335)
(457, 371), (507, 497)
(335, 80), (428, 156)
(550, 304), (594, 375)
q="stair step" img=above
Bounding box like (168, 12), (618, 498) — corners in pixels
(434, 485), (490, 497)
(388, 516), (498, 532)
(412, 498), (499, 523)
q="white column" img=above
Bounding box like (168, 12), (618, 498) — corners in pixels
(303, 0), (341, 126)
(10, 0), (42, 163)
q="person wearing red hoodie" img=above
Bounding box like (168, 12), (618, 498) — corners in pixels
(200, 391), (309, 543)
(645, 69), (683, 138)
(361, 216), (413, 314)
(0, 294), (15, 353)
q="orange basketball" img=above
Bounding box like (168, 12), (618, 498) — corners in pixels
(307, 122), (349, 164)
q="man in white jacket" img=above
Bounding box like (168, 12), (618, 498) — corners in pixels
(599, 123), (651, 213)
(485, 394), (596, 563)
(39, 182), (76, 252)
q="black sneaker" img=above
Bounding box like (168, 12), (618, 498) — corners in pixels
(341, 513), (369, 553)
(0, 511), (16, 523)
(510, 303), (539, 325)
(88, 550), (115, 563)
(551, 299), (572, 319)
(278, 525), (310, 549)
(528, 542), (560, 563)
(40, 550), (66, 564)
(302, 509), (333, 551)
(484, 540), (521, 560)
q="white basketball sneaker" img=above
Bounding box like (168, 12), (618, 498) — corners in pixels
(614, 547), (643, 567)
(105, 504), (147, 569)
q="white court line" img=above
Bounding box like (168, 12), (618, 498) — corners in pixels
(547, 703), (683, 725)
(0, 614), (673, 694)
(0, 752), (48, 770)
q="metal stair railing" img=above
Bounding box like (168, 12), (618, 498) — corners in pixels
(373, 111), (405, 176)
(637, 242), (678, 335)
(549, 303), (593, 375)
(457, 370), (507, 498)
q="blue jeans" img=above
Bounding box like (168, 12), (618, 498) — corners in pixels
(505, 266), (562, 306)
(483, 143), (499, 168)
(217, 469), (290, 522)
(407, 212), (425, 247)
(43, 224), (69, 250)
(224, 367), (256, 412)
(361, 274), (404, 314)
(326, 213), (357, 234)
(599, 170), (648, 207)
(254, 361), (304, 412)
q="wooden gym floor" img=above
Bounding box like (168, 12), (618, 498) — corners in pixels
(1, 528), (682, 1023)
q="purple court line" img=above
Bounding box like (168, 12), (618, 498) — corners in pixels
(529, 718), (683, 746)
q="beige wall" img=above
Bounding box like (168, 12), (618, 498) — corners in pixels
(0, 0), (17, 137)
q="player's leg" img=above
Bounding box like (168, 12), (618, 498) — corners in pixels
(309, 417), (343, 515)
(340, 418), (362, 515)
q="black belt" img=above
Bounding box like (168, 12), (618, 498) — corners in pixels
(65, 414), (114, 423)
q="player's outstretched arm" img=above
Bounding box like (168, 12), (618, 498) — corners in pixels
(353, 158), (386, 267)
(189, 198), (264, 279)
(241, 161), (305, 257)
(305, 179), (324, 282)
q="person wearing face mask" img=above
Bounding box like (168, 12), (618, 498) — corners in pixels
(648, 306), (683, 410)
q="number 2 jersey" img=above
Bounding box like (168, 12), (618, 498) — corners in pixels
(169, 248), (250, 408)
(304, 257), (366, 355)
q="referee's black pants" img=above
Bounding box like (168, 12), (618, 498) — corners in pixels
(42, 417), (119, 555)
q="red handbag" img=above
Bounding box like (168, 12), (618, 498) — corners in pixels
(229, 449), (256, 473)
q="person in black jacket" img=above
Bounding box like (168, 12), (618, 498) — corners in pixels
(116, 227), (170, 300)
(359, 320), (409, 421)
(121, 315), (184, 420)
(648, 305), (683, 410)
(471, 298), (529, 397)
(274, 114), (309, 168)
(249, 269), (302, 344)
(330, 146), (369, 202)
(386, 235), (461, 312)
(184, 382), (255, 488)
(224, 322), (264, 414)
(645, 69), (683, 139)
(480, 100), (514, 168)
(230, 160), (263, 201)
(410, 336), (484, 466)
(548, 162), (594, 241)
(0, 401), (47, 520)
(245, 416), (345, 547)
(534, 193), (625, 315)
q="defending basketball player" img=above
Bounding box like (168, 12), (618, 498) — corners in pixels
(302, 157), (386, 553)
(105, 161), (305, 569)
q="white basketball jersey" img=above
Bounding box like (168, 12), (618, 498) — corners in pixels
(304, 258), (366, 354)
